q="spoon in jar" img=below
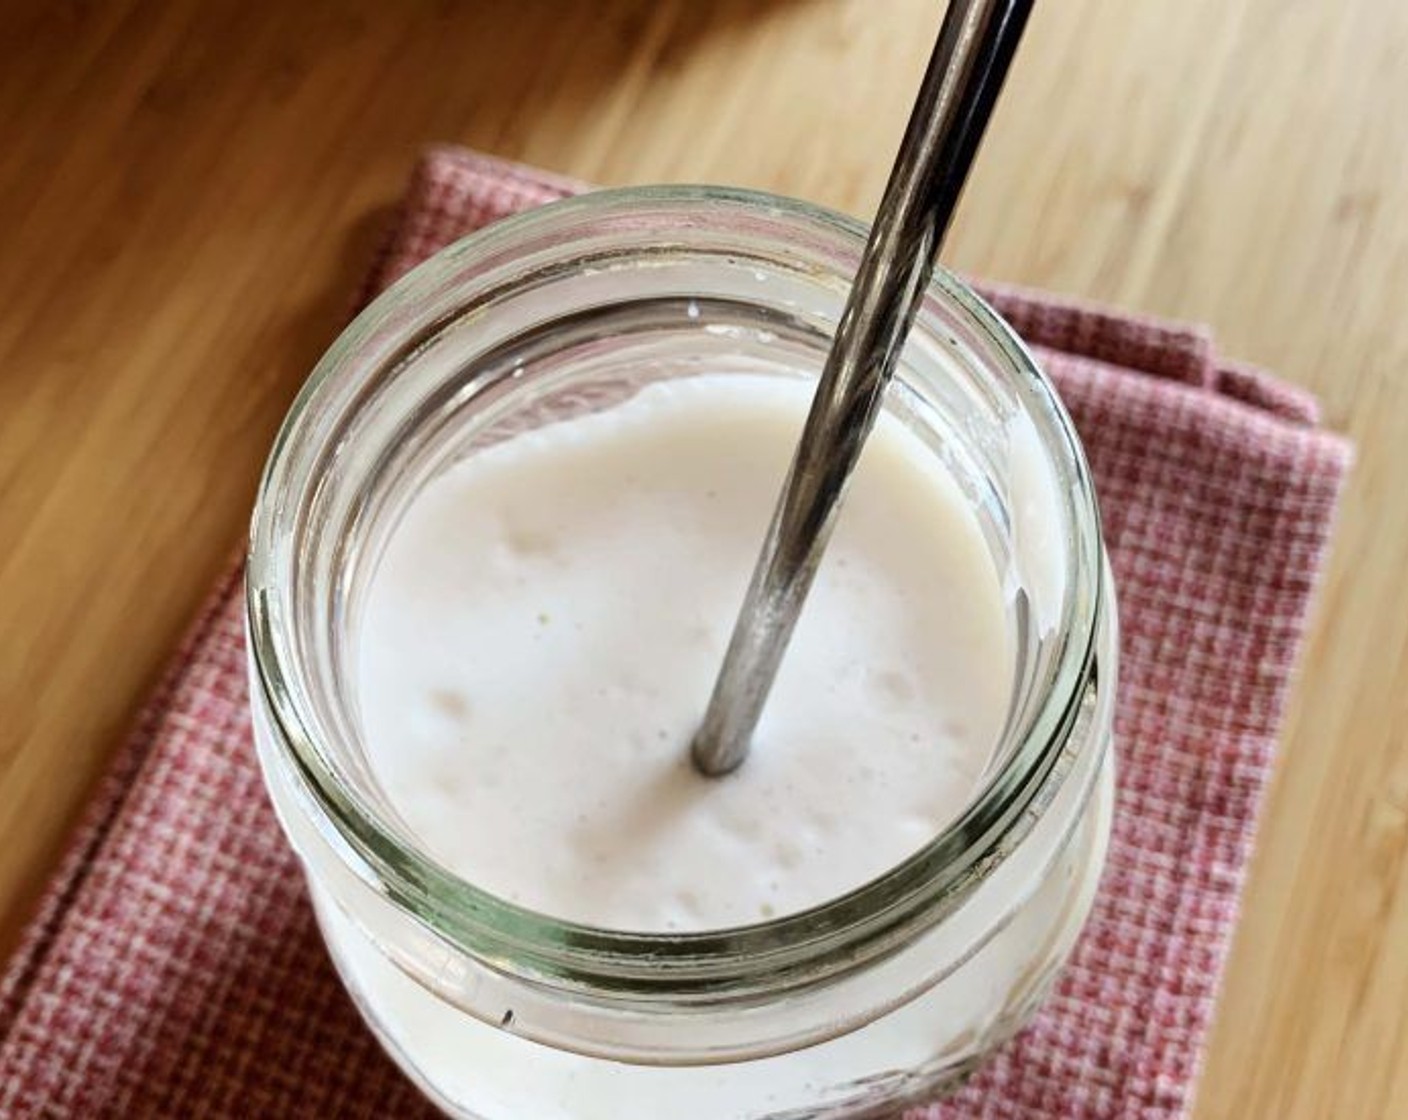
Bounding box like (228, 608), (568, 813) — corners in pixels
(692, 0), (1034, 776)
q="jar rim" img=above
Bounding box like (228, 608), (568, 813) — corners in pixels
(246, 185), (1107, 998)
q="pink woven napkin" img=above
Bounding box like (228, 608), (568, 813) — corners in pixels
(0, 148), (1350, 1119)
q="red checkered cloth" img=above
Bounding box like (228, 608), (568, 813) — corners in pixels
(0, 148), (1351, 1119)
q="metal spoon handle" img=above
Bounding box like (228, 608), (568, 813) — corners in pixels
(692, 0), (1034, 776)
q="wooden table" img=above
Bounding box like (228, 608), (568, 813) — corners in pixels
(2, 1), (1404, 1114)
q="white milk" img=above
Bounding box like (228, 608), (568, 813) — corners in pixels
(316, 371), (1116, 1118)
(356, 373), (1012, 932)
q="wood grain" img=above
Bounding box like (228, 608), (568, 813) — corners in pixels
(1, 1), (1403, 1115)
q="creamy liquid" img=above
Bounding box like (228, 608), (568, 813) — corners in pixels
(357, 374), (1012, 931)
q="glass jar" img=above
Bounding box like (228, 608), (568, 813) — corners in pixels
(246, 187), (1117, 1119)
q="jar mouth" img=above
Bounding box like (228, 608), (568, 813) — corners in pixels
(247, 185), (1106, 998)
